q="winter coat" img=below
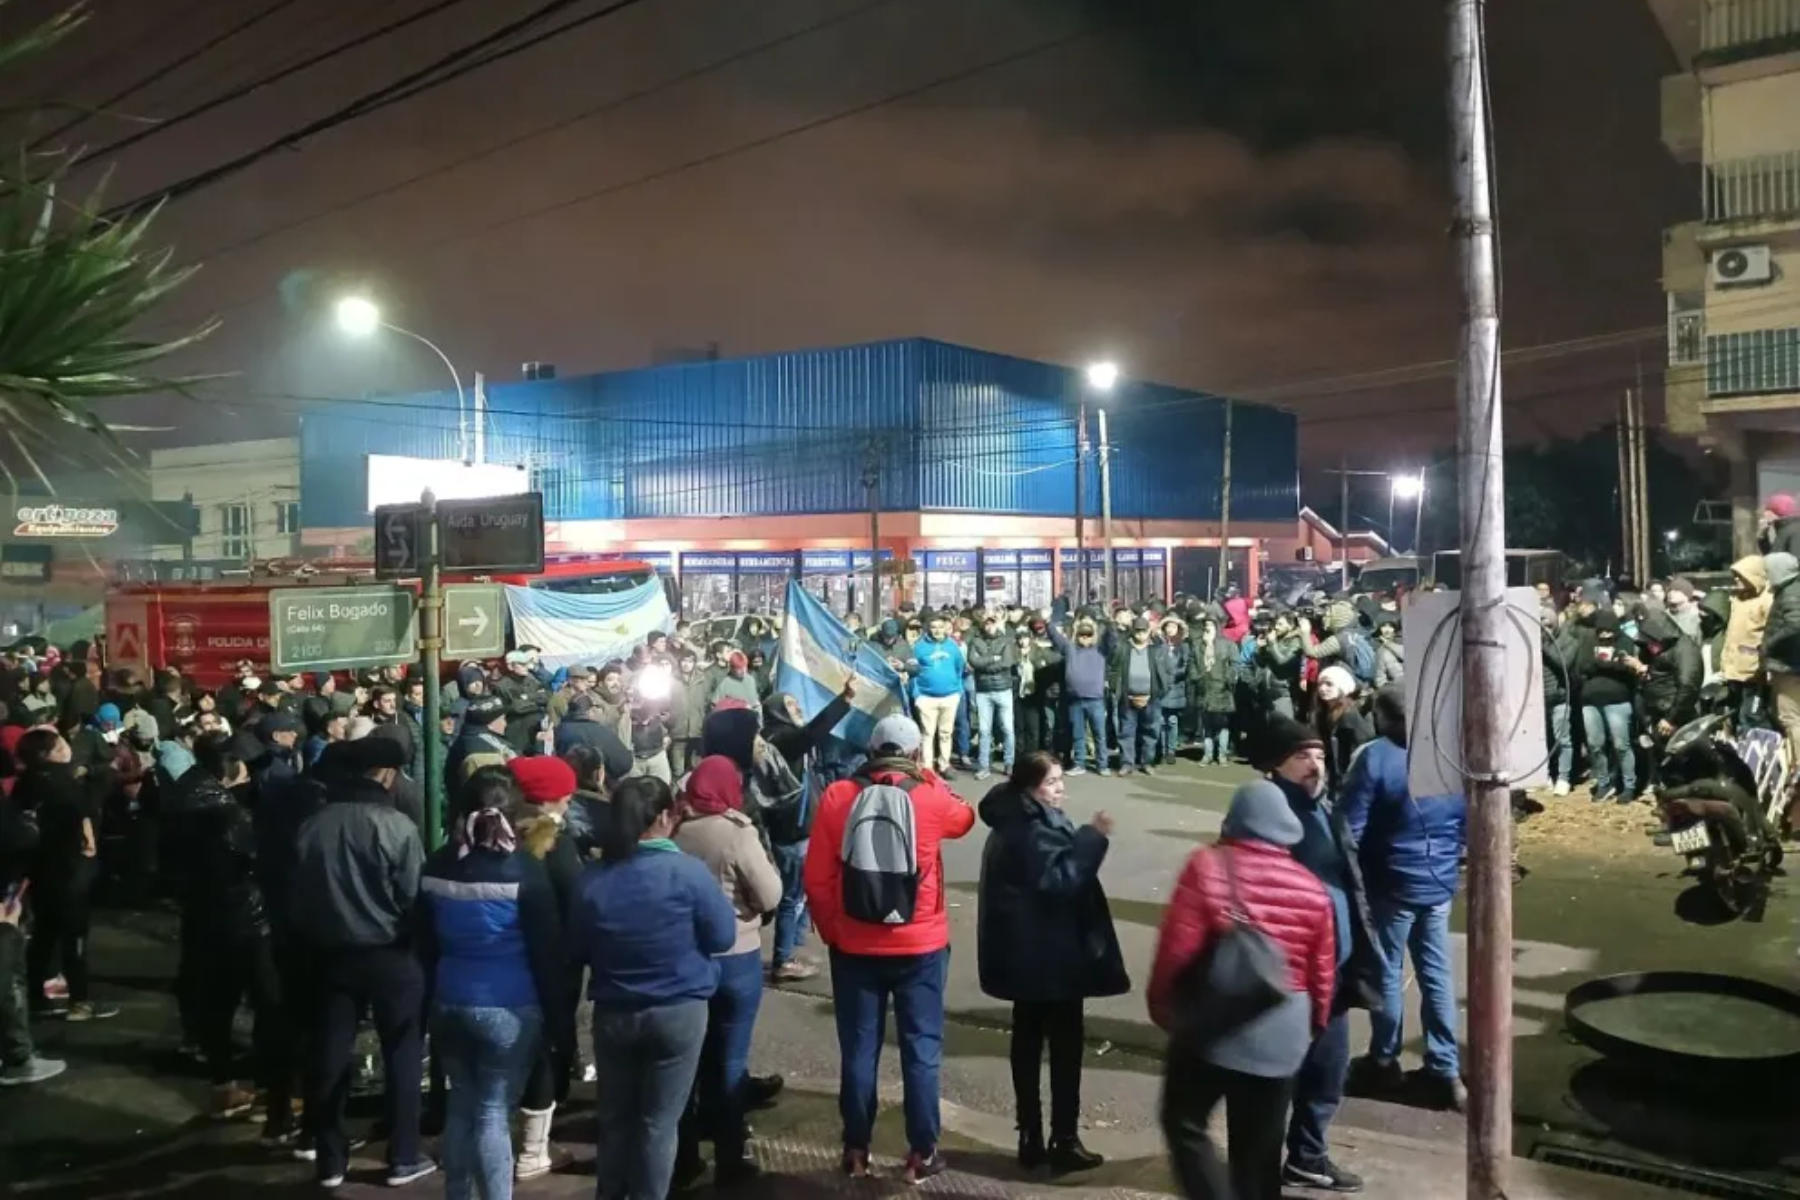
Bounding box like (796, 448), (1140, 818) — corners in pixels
(667, 675), (710, 741)
(966, 630), (1020, 695)
(446, 723), (515, 785)
(160, 770), (269, 942)
(1762, 516), (1800, 560)
(1763, 557), (1800, 676)
(418, 840), (568, 1030)
(1721, 556), (1772, 683)
(517, 810), (583, 921)
(1106, 638), (1172, 703)
(1374, 638), (1405, 690)
(1339, 737), (1467, 908)
(1220, 596), (1251, 643)
(1273, 774), (1382, 1013)
(1158, 638), (1193, 713)
(1020, 639), (1064, 704)
(494, 672), (550, 723)
(674, 809), (783, 956)
(709, 672), (763, 712)
(15, 763), (94, 900)
(975, 782), (1129, 1004)
(1046, 625), (1107, 700)
(1317, 704), (1374, 800)
(1637, 610), (1703, 728)
(803, 758), (975, 957)
(760, 691), (852, 775)
(1542, 623), (1579, 706)
(569, 843), (736, 1010)
(1147, 840), (1335, 1065)
(1575, 613), (1641, 707)
(1190, 635), (1237, 714)
(289, 777), (425, 950)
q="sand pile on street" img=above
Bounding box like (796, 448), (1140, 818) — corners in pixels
(1515, 788), (1665, 861)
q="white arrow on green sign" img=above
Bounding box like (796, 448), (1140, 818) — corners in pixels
(269, 585), (419, 673)
(443, 583), (506, 658)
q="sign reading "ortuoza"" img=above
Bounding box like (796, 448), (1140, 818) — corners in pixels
(269, 584), (418, 673)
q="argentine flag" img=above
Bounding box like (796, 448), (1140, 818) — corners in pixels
(776, 581), (906, 747)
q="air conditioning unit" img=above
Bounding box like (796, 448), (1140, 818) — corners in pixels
(1711, 245), (1774, 287)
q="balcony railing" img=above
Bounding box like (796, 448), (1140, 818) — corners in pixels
(1707, 327), (1800, 397)
(1702, 0), (1800, 54)
(1704, 150), (1800, 222)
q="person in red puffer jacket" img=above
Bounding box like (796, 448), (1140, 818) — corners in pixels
(1148, 779), (1335, 1200)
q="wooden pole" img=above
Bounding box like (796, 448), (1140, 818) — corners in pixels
(1634, 385), (1652, 581)
(1218, 399), (1234, 591)
(1339, 453), (1351, 591)
(1075, 401), (1089, 607)
(1449, 1), (1513, 1195)
(1618, 392), (1635, 582)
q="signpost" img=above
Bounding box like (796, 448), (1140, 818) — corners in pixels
(374, 503), (427, 579)
(437, 493), (545, 574)
(268, 585), (418, 673)
(443, 583), (505, 658)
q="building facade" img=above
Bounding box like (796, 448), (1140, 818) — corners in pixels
(1653, 0), (1800, 551)
(297, 338), (1301, 615)
(149, 437), (302, 565)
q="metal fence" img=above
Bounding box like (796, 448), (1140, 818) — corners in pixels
(1707, 327), (1800, 397)
(1705, 150), (1800, 221)
(1702, 0), (1800, 51)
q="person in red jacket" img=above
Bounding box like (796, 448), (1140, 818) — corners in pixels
(803, 713), (976, 1184)
(1148, 779), (1336, 1200)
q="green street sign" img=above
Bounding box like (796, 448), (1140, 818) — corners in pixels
(269, 585), (418, 673)
(443, 583), (506, 658)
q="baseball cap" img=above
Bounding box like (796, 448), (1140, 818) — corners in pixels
(868, 714), (923, 757)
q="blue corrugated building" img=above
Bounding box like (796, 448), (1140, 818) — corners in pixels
(300, 338), (1298, 614)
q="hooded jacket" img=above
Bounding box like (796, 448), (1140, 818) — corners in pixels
(975, 781), (1128, 1004)
(674, 759), (783, 956)
(760, 691), (852, 774)
(160, 769), (268, 942)
(1575, 610), (1639, 708)
(1338, 721), (1466, 908)
(1147, 780), (1335, 1077)
(1763, 552), (1800, 676)
(1637, 609), (1702, 726)
(1190, 629), (1237, 714)
(1722, 556), (1773, 682)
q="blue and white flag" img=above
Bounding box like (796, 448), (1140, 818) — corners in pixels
(503, 579), (673, 671)
(776, 581), (906, 747)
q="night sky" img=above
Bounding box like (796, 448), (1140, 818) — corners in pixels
(6, 0), (1691, 466)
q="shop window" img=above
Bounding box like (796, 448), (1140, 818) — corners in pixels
(219, 502), (250, 561)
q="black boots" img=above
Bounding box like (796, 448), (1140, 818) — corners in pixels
(1017, 1126), (1046, 1170)
(1049, 1136), (1105, 1173)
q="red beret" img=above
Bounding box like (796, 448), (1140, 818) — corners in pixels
(507, 756), (577, 805)
(1766, 493), (1799, 519)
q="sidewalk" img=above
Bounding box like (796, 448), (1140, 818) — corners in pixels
(11, 1083), (1694, 1200)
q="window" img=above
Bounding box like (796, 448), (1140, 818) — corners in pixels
(1669, 292), (1703, 365)
(275, 501), (300, 535)
(219, 503), (249, 561)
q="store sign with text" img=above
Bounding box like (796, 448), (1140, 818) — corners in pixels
(14, 503), (120, 538)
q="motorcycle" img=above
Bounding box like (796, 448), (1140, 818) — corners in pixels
(1656, 710), (1788, 917)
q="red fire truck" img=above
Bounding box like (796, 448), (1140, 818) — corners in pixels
(103, 556), (666, 688)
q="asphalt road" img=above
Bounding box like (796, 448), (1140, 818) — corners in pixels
(3, 757), (1797, 1193)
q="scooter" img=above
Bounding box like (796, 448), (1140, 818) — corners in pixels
(1656, 711), (1788, 917)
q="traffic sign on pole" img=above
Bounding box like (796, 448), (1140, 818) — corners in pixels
(374, 503), (427, 578)
(269, 585), (419, 673)
(437, 492), (545, 574)
(443, 583), (506, 658)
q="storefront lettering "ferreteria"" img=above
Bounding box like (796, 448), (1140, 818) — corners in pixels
(13, 503), (121, 538)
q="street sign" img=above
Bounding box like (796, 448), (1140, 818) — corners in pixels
(269, 585), (418, 673)
(443, 583), (506, 658)
(437, 492), (545, 574)
(374, 503), (428, 578)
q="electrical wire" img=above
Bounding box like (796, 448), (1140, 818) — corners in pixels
(106, 0), (655, 218)
(29, 0), (308, 152)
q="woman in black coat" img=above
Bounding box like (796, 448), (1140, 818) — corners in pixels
(976, 751), (1129, 1174)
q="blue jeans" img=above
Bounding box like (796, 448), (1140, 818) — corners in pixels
(975, 690), (1015, 773)
(1368, 898), (1460, 1079)
(1067, 698), (1107, 771)
(1581, 702), (1636, 796)
(1117, 699), (1162, 769)
(1548, 701), (1573, 783)
(1160, 709), (1184, 761)
(829, 948), (948, 1155)
(770, 840), (810, 968)
(433, 1004), (542, 1200)
(1286, 1011), (1350, 1168)
(698, 952), (765, 1161)
(954, 677), (975, 758)
(593, 1001), (708, 1200)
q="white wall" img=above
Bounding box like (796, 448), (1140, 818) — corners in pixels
(1707, 71), (1800, 160)
(150, 438), (301, 562)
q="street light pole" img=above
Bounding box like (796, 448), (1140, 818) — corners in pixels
(1074, 401), (1088, 607)
(1099, 405), (1114, 602)
(336, 297), (470, 462)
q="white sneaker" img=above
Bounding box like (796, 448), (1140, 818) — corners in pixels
(1552, 780), (1571, 797)
(0, 1056), (66, 1086)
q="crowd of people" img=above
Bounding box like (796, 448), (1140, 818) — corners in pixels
(2, 504), (1797, 1200)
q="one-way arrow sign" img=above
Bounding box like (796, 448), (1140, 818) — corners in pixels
(443, 583), (505, 658)
(373, 503), (427, 578)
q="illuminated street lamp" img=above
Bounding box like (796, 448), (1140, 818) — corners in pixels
(1085, 360), (1120, 393)
(1391, 473), (1424, 501)
(335, 295), (473, 463)
(1388, 470), (1427, 555)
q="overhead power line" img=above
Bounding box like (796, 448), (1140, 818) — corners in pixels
(30, 0), (308, 152)
(81, 0), (483, 169)
(107, 0), (655, 219)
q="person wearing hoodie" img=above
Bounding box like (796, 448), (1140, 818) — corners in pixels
(1372, 617), (1404, 691)
(667, 651), (710, 776)
(709, 651), (764, 715)
(1148, 778), (1336, 1200)
(1637, 608), (1703, 774)
(1540, 602), (1582, 797)
(1338, 688), (1468, 1113)
(976, 752), (1125, 1173)
(1157, 616), (1194, 761)
(1312, 667), (1373, 802)
(966, 611), (1020, 780)
(905, 615), (968, 778)
(1190, 616), (1238, 766)
(1718, 556), (1773, 712)
(1047, 616), (1109, 775)
(1761, 551), (1800, 771)
(673, 757), (783, 1186)
(447, 698), (517, 788)
(1576, 609), (1641, 803)
(1256, 716), (1379, 1194)
(758, 685), (853, 982)
(1759, 493), (1800, 558)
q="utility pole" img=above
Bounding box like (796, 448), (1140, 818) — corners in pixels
(1217, 399), (1233, 592)
(1074, 402), (1089, 606)
(1414, 479), (1427, 559)
(419, 491), (446, 850)
(1099, 405), (1115, 602)
(1339, 452), (1351, 591)
(863, 439), (882, 626)
(473, 372), (488, 465)
(1449, 1), (1513, 1196)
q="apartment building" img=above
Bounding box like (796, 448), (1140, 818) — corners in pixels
(1652, 0), (1800, 551)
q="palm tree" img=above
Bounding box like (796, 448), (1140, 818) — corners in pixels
(0, 1), (215, 492)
